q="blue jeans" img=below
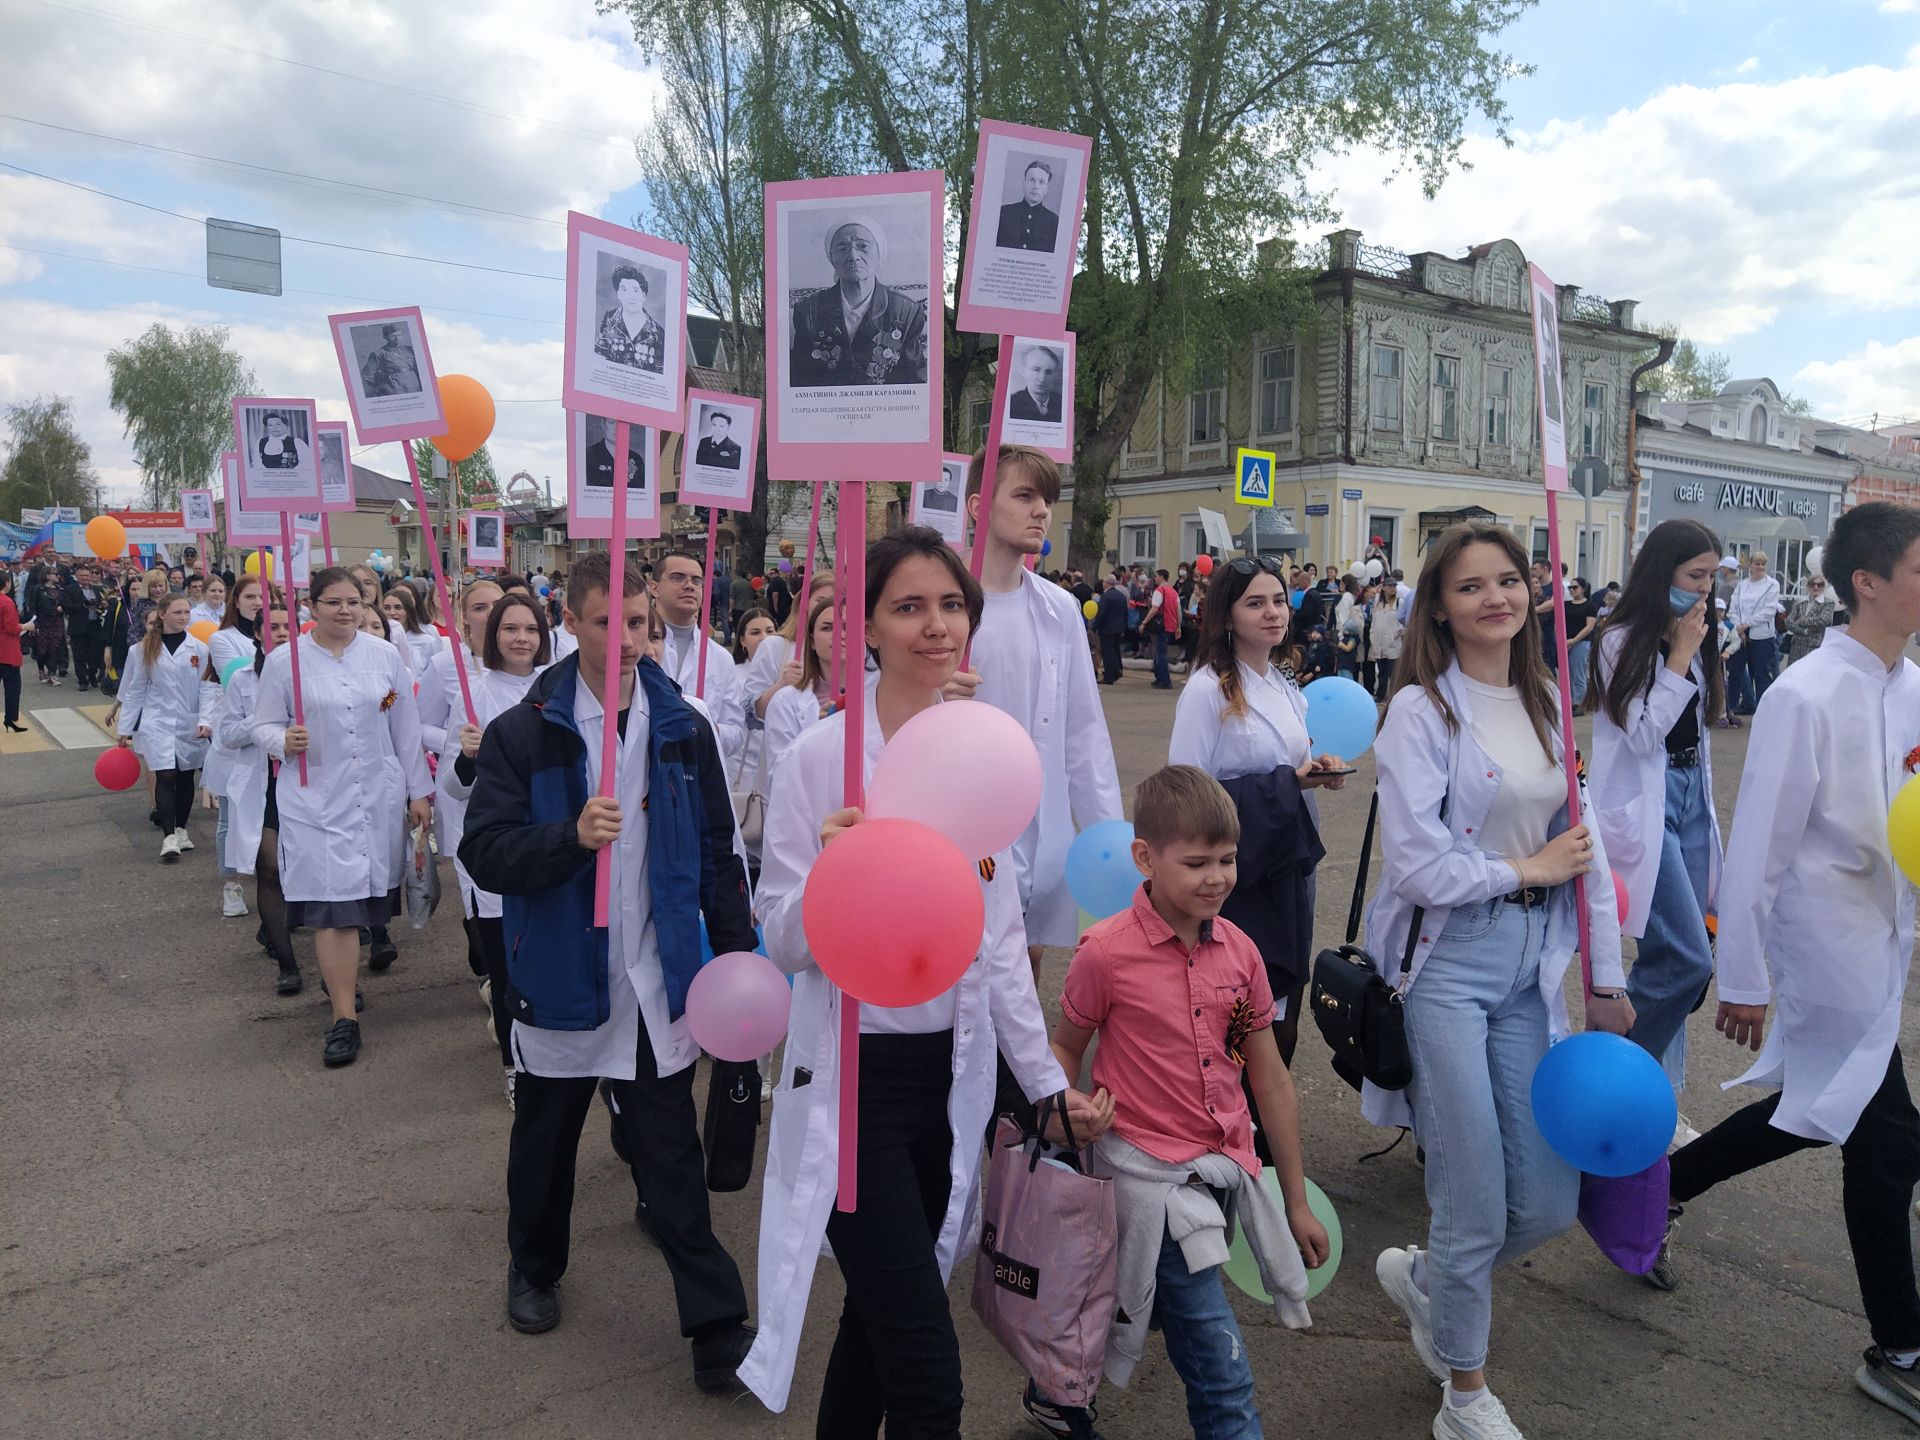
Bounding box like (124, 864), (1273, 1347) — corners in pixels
(1152, 627), (1171, 686)
(1744, 634), (1779, 707)
(1403, 898), (1580, 1372)
(1626, 764), (1715, 1089)
(1152, 1222), (1262, 1439)
(1566, 638), (1591, 708)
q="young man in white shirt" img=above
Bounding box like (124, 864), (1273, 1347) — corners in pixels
(965, 444), (1124, 978)
(1656, 502), (1920, 1427)
(652, 549), (745, 770)
(1726, 549), (1784, 715)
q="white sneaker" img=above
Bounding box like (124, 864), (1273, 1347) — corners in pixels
(1376, 1246), (1447, 1383)
(222, 882), (249, 917)
(173, 827), (194, 852)
(161, 833), (182, 863)
(1433, 1386), (1526, 1438)
(1670, 1112), (1702, 1151)
(503, 1067), (517, 1112)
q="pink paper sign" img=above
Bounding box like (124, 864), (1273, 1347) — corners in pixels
(764, 171), (945, 485)
(909, 453), (968, 548)
(566, 411), (661, 540)
(563, 213), (689, 434)
(179, 488), (215, 534)
(957, 120), (1092, 338)
(678, 389), (763, 510)
(315, 420), (358, 513)
(327, 306), (445, 445)
(231, 397), (323, 511)
(466, 510), (507, 568)
(1528, 263), (1570, 493)
(223, 454), (277, 544)
(999, 331), (1075, 463)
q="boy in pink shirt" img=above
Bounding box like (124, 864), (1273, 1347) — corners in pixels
(1022, 765), (1328, 1440)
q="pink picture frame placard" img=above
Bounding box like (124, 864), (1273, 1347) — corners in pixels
(566, 412), (662, 541)
(327, 305), (446, 445)
(678, 388), (763, 510)
(956, 119), (1092, 338)
(179, 488), (216, 534)
(231, 397), (324, 512)
(314, 420), (358, 513)
(764, 170), (945, 485)
(562, 212), (689, 435)
(999, 331), (1076, 463)
(1528, 263), (1570, 493)
(223, 453), (280, 545)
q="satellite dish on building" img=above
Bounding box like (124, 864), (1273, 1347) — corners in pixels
(1570, 457), (1611, 497)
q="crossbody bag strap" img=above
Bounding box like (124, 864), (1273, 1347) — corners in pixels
(1344, 791), (1380, 945)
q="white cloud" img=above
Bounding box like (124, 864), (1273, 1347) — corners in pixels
(1793, 336), (1920, 422)
(1313, 54), (1920, 343)
(1734, 56), (1760, 74)
(1881, 0), (1916, 14)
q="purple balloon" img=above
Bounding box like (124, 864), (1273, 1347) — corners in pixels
(686, 950), (792, 1062)
(777, 558), (793, 573)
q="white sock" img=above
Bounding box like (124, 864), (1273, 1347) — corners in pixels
(1411, 1249), (1429, 1297)
(1446, 1382), (1485, 1409)
(1888, 1348), (1920, 1369)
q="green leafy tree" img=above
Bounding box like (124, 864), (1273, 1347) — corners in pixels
(1, 396), (101, 518)
(105, 323), (254, 507)
(411, 440), (500, 500)
(1644, 327), (1732, 400)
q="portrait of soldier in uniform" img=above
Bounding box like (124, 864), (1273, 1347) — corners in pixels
(695, 408), (743, 470)
(357, 323), (423, 397)
(584, 415), (648, 492)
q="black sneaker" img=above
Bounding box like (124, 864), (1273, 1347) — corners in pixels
(1858, 1346), (1920, 1425)
(506, 1263), (560, 1335)
(367, 928), (399, 971)
(1644, 1205), (1683, 1292)
(322, 1018), (361, 1068)
(1021, 1379), (1105, 1438)
(690, 1320), (755, 1391)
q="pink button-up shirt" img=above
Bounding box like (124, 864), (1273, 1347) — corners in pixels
(1061, 884), (1276, 1176)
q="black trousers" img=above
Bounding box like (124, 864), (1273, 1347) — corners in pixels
(505, 1011), (747, 1338)
(818, 1030), (961, 1440)
(70, 626), (100, 686)
(1098, 633), (1123, 684)
(1, 663), (18, 724)
(475, 916), (513, 1068)
(154, 767), (197, 830)
(1671, 1045), (1920, 1349)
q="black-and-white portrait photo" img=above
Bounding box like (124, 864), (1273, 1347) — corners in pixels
(585, 413), (647, 492)
(316, 427), (352, 508)
(234, 401), (321, 508)
(592, 254), (667, 374)
(923, 469), (960, 512)
(1008, 342), (1065, 423)
(565, 217), (687, 429)
(910, 456), (969, 546)
(783, 204), (931, 391)
(474, 516), (499, 550)
(568, 411), (659, 538)
(467, 512), (505, 566)
(1535, 285), (1564, 426)
(352, 321), (423, 397)
(995, 152), (1062, 253)
(695, 405), (743, 470)
(251, 408), (310, 470)
(180, 488), (215, 532)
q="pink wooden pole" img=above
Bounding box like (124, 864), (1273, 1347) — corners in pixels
(836, 478), (866, 1214)
(320, 512), (335, 567)
(695, 508), (718, 699)
(592, 421), (633, 929)
(1543, 488), (1594, 998)
(827, 503), (847, 705)
(277, 512), (308, 787)
(401, 446), (477, 727)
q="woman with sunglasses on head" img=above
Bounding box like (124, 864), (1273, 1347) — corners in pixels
(1586, 519), (1727, 1157)
(1366, 523), (1630, 1440)
(1784, 568), (1836, 665)
(1170, 554), (1349, 1084)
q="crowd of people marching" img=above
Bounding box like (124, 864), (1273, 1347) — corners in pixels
(20, 446), (1920, 1440)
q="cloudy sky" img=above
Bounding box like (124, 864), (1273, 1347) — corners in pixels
(1, 0), (1916, 506)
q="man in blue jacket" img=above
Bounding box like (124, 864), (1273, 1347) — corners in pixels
(459, 551), (757, 1386)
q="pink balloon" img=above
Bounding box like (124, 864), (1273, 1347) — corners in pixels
(865, 701), (1042, 860)
(686, 950), (792, 1063)
(803, 818), (984, 1007)
(1612, 870), (1630, 927)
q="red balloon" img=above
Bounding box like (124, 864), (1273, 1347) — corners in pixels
(95, 747), (140, 791)
(802, 818), (984, 1007)
(750, 576), (766, 591)
(1194, 554), (1215, 577)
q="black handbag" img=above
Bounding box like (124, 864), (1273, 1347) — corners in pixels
(1309, 789), (1435, 1093)
(702, 1057), (762, 1192)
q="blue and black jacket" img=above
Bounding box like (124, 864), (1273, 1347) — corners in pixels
(457, 654), (755, 1032)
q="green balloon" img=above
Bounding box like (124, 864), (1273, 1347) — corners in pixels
(1221, 1172), (1343, 1303)
(220, 656), (251, 687)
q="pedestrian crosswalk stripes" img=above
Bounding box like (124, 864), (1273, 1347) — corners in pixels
(14, 707), (112, 751)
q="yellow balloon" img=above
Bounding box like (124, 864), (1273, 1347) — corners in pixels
(1082, 598), (1099, 620)
(244, 550), (275, 579)
(188, 619), (217, 643)
(1889, 773), (1920, 886)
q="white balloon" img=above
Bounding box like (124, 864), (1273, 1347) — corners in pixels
(1366, 558), (1385, 579)
(1804, 545), (1824, 579)
(1347, 562), (1367, 579)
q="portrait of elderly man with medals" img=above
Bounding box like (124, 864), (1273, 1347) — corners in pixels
(788, 217), (929, 388)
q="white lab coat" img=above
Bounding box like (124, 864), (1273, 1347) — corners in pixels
(740, 631), (794, 715)
(250, 632), (433, 903)
(1588, 628), (1722, 939)
(415, 641), (482, 851)
(200, 625), (257, 797)
(438, 665), (543, 919)
(736, 676), (1068, 1413)
(761, 681), (831, 785)
(215, 664), (270, 876)
(971, 569), (1124, 946)
(117, 634), (218, 771)
(402, 626), (447, 681)
(661, 624), (745, 767)
(1360, 663), (1625, 1131)
(1712, 630), (1920, 1143)
(1169, 659), (1311, 780)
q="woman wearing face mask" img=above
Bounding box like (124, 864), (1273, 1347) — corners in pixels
(204, 575), (273, 920)
(1586, 518), (1726, 1161)
(115, 592), (218, 861)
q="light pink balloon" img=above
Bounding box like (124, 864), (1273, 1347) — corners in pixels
(686, 950), (792, 1063)
(865, 700), (1043, 860)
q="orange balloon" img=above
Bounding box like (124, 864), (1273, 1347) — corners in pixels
(188, 619), (217, 643)
(430, 374), (496, 463)
(85, 515), (126, 559)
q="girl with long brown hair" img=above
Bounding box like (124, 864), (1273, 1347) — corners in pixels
(115, 592), (216, 861)
(1585, 518), (1726, 1159)
(761, 593), (836, 777)
(1169, 555), (1349, 1073)
(204, 573), (276, 918)
(1366, 523), (1630, 1438)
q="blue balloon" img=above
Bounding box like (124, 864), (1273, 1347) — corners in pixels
(1066, 820), (1140, 920)
(1040, 539), (1052, 557)
(538, 584), (551, 597)
(1302, 676), (1379, 761)
(1530, 1032), (1677, 1178)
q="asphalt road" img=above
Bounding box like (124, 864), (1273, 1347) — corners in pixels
(3, 664), (1912, 1439)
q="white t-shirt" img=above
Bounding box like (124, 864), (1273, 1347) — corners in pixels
(977, 589), (1040, 746)
(1461, 674), (1563, 870)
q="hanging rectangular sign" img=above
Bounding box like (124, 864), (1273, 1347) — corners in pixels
(909, 453), (969, 547)
(1528, 263), (1570, 493)
(956, 119), (1092, 338)
(231, 397), (324, 511)
(562, 213), (689, 434)
(327, 306), (445, 444)
(998, 332), (1075, 463)
(677, 389), (763, 510)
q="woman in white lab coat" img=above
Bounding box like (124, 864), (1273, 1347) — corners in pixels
(115, 592), (218, 862)
(382, 581), (445, 679)
(739, 569), (835, 722)
(349, 563), (416, 682)
(204, 574), (273, 919)
(759, 593), (836, 780)
(441, 590), (549, 1103)
(419, 578), (499, 981)
(737, 527), (1096, 1434)
(1587, 519), (1726, 1141)
(252, 567), (433, 1070)
(1364, 524), (1630, 1439)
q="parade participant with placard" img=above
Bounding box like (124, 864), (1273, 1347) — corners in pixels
(216, 609), (302, 997)
(250, 568), (433, 1069)
(115, 590), (218, 861)
(741, 570), (835, 721)
(421, 578), (503, 984)
(204, 574), (272, 919)
(654, 548), (745, 767)
(965, 444), (1121, 971)
(761, 593), (837, 780)
(457, 552), (757, 1382)
(739, 526), (1105, 1433)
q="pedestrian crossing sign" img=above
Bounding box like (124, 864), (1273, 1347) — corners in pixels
(1234, 448), (1276, 507)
